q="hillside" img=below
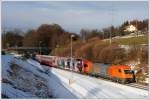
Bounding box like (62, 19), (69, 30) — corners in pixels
(51, 35), (148, 64)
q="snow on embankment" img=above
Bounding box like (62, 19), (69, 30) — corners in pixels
(2, 55), (77, 98)
(27, 59), (79, 98)
(50, 67), (149, 99)
(2, 83), (34, 98)
(2, 55), (52, 98)
(27, 59), (44, 72)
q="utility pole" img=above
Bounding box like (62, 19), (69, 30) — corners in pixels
(69, 34), (75, 85)
(71, 35), (75, 71)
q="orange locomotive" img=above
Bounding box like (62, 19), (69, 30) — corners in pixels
(84, 62), (135, 83)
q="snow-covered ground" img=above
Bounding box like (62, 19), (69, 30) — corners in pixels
(2, 54), (149, 99)
(2, 55), (77, 98)
(50, 68), (149, 99)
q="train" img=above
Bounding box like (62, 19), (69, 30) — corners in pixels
(35, 54), (135, 84)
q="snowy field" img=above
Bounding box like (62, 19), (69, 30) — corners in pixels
(1, 54), (149, 99)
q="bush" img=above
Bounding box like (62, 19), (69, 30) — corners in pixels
(136, 75), (147, 83)
(99, 45), (126, 64)
(140, 47), (148, 64)
(127, 46), (148, 64)
(23, 52), (31, 59)
(127, 46), (140, 61)
(31, 53), (36, 59)
(75, 43), (93, 60)
(92, 43), (108, 62)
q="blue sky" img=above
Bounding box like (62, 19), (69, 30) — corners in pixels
(2, 1), (149, 34)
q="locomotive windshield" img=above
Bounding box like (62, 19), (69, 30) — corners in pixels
(124, 70), (133, 74)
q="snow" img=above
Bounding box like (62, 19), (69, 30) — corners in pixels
(2, 55), (77, 98)
(27, 59), (45, 72)
(2, 54), (149, 99)
(2, 83), (35, 98)
(46, 70), (78, 98)
(2, 55), (14, 79)
(2, 55), (52, 98)
(14, 54), (22, 58)
(27, 60), (78, 98)
(50, 68), (149, 99)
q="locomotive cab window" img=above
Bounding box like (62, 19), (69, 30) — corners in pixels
(124, 70), (133, 74)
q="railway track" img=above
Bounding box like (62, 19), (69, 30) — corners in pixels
(94, 75), (149, 91)
(125, 83), (149, 90)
